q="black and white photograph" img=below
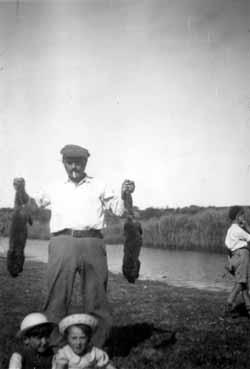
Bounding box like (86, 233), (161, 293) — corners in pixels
(0, 0), (250, 368)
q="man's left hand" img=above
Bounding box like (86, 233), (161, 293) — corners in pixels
(121, 180), (135, 197)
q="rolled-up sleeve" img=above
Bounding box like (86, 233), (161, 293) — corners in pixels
(100, 185), (125, 217)
(33, 191), (51, 208)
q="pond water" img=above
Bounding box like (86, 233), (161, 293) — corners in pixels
(0, 238), (233, 292)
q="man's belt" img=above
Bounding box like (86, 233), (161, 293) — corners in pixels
(51, 228), (103, 239)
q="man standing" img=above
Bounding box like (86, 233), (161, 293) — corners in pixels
(14, 144), (134, 348)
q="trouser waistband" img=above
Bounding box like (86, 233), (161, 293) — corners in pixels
(51, 228), (103, 239)
(228, 247), (249, 258)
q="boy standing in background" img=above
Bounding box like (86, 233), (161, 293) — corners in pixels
(225, 206), (250, 317)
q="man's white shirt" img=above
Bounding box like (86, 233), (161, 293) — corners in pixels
(33, 176), (125, 233)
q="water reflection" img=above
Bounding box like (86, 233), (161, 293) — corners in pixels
(107, 245), (233, 291)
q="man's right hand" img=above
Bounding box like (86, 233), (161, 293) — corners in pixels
(13, 177), (26, 191)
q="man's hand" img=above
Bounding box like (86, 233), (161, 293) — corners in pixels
(13, 177), (30, 207)
(121, 179), (135, 198)
(13, 177), (26, 191)
(121, 180), (135, 214)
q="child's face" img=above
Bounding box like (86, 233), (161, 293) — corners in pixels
(236, 211), (246, 226)
(25, 334), (50, 353)
(24, 326), (51, 353)
(67, 326), (89, 356)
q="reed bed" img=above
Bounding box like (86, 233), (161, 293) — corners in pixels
(1, 206), (250, 254)
(105, 207), (250, 254)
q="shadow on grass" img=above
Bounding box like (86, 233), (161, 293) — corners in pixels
(232, 302), (249, 317)
(106, 322), (176, 357)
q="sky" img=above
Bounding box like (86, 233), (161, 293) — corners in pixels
(0, 0), (249, 209)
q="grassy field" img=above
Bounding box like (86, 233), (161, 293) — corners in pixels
(1, 258), (250, 369)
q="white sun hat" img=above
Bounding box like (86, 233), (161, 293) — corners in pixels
(59, 314), (98, 335)
(17, 312), (55, 338)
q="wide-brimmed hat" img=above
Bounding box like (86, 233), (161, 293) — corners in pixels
(17, 313), (56, 338)
(59, 314), (98, 335)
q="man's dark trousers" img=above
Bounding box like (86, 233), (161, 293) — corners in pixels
(43, 234), (112, 348)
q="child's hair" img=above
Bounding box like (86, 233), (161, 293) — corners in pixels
(64, 323), (92, 340)
(228, 206), (244, 221)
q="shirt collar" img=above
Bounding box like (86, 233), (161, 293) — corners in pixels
(65, 174), (93, 186)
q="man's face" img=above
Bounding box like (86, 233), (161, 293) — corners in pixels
(63, 157), (87, 183)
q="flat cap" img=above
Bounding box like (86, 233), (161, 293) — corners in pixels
(60, 144), (90, 159)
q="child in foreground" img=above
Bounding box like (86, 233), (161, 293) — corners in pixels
(8, 312), (55, 369)
(53, 313), (116, 369)
(225, 205), (250, 317)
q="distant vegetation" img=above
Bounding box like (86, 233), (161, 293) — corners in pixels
(1, 205), (249, 254)
(104, 205), (236, 254)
